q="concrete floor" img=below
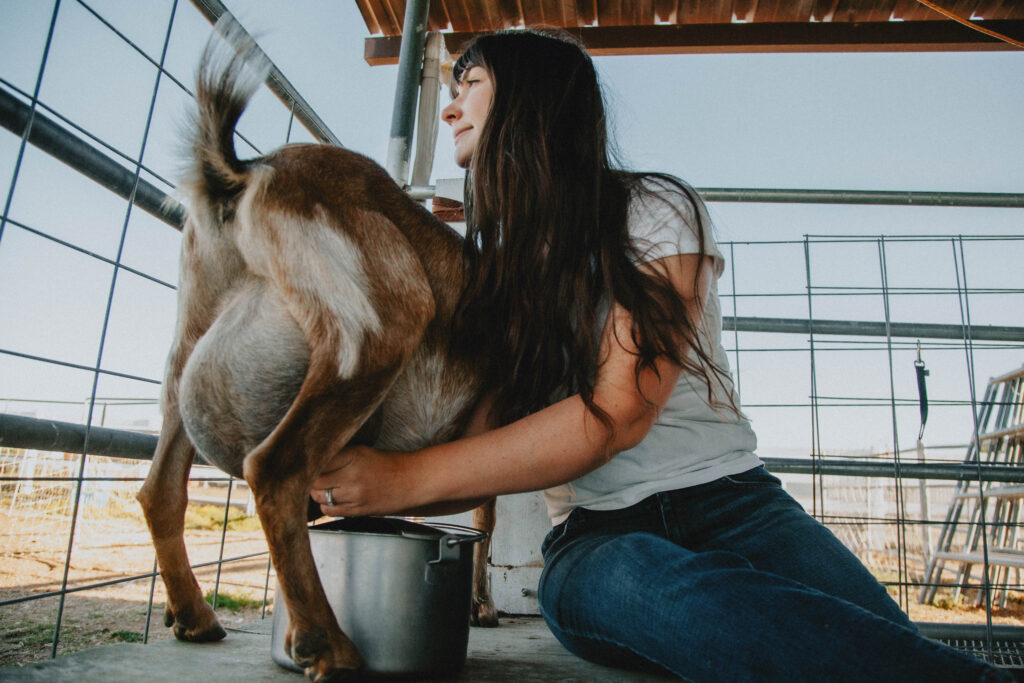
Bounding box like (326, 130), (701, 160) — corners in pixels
(1, 617), (672, 682)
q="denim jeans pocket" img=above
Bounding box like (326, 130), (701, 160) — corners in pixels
(542, 509), (585, 558)
(541, 520), (568, 557)
(721, 465), (782, 489)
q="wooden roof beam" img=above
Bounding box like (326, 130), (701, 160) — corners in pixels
(363, 20), (1024, 64)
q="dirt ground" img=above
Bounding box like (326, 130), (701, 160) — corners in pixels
(895, 584), (1024, 626)
(0, 504), (275, 668)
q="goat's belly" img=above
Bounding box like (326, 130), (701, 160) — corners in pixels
(373, 349), (478, 451)
(179, 284), (309, 477)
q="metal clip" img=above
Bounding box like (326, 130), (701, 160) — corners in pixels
(429, 534), (460, 565)
(424, 534), (461, 585)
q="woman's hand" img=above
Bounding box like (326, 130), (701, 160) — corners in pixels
(312, 444), (492, 518)
(312, 445), (408, 518)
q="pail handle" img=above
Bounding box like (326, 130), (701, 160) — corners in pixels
(426, 523), (488, 565)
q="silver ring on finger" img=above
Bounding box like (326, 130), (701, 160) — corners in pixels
(325, 487), (335, 507)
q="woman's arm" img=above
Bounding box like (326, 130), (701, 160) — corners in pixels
(313, 253), (713, 517)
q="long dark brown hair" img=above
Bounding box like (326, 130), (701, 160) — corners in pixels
(451, 29), (728, 429)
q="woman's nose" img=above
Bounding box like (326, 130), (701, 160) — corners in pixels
(441, 100), (459, 125)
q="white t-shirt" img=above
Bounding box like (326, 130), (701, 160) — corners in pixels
(543, 177), (761, 524)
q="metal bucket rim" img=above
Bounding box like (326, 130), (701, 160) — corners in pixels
(309, 516), (487, 546)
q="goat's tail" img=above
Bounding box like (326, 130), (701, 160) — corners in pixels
(188, 17), (271, 204)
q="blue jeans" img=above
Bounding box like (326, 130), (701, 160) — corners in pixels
(538, 466), (1011, 682)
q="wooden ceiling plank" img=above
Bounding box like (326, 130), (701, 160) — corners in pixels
(358, 0), (1024, 35)
(779, 0), (818, 22)
(627, 0), (656, 26)
(361, 0), (394, 35)
(477, 0), (505, 28)
(354, 1), (379, 35)
(891, 0), (943, 21)
(596, 0), (624, 26)
(494, 0), (522, 28)
(465, 0), (491, 31)
(996, 0), (1022, 21)
(937, 0), (981, 21)
(453, 0), (500, 30)
(522, 0), (547, 25)
(969, 0), (995, 20)
(445, 0), (473, 31)
(653, 0), (678, 23)
(678, 0), (732, 24)
(859, 0), (900, 22)
(364, 19), (1024, 64)
(555, 0), (582, 26)
(920, 0), (1000, 22)
(831, 0), (859, 22)
(710, 0), (735, 23)
(952, 0), (985, 18)
(983, 0), (1019, 21)
(752, 0), (785, 22)
(381, 0), (405, 35)
(575, 0), (599, 26)
(812, 0), (840, 21)
(732, 0), (759, 23)
(427, 1), (451, 31)
(837, 0), (903, 23)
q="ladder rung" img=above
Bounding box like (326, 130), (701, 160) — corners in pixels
(978, 423), (1024, 442)
(954, 485), (1024, 500)
(934, 550), (1024, 568)
(988, 366), (1024, 385)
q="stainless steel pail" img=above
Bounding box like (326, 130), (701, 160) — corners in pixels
(270, 517), (486, 677)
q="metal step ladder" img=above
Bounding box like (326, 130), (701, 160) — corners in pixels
(919, 366), (1024, 607)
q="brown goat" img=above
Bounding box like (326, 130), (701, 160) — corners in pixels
(137, 30), (497, 681)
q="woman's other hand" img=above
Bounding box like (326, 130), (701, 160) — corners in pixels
(312, 444), (402, 518)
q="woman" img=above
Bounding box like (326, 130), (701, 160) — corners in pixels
(314, 30), (1009, 682)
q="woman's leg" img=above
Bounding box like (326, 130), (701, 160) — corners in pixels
(673, 466), (912, 628)
(538, 471), (1011, 682)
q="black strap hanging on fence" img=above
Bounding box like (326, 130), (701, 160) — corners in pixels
(915, 341), (930, 441)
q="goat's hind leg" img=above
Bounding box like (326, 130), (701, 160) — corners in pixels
(137, 377), (225, 642)
(471, 499), (500, 627)
(243, 371), (407, 681)
(140, 281), (309, 644)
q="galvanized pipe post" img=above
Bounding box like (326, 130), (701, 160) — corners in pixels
(386, 0), (430, 186)
(410, 31), (444, 188)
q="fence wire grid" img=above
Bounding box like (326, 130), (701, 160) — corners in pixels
(2, 0), (1024, 671)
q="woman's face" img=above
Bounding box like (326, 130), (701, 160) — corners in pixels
(441, 65), (494, 168)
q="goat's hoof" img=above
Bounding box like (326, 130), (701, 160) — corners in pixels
(288, 627), (363, 682)
(308, 668), (361, 683)
(165, 604), (227, 642)
(471, 598), (500, 628)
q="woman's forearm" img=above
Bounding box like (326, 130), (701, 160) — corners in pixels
(315, 393), (616, 518)
(334, 348), (680, 518)
(410, 394), (616, 506)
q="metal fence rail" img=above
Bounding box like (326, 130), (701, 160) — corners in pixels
(7, 411), (1024, 485)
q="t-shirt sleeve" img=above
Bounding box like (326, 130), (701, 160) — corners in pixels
(628, 178), (723, 275)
